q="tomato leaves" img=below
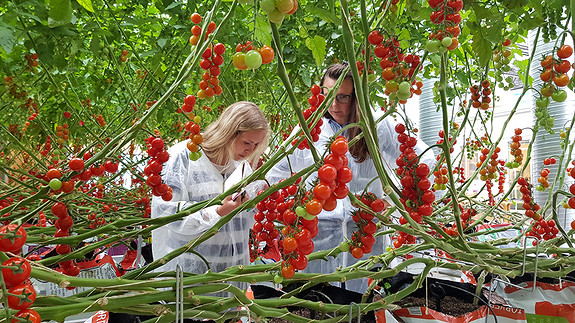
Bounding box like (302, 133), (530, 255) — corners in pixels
(304, 35), (326, 67)
(48, 0), (72, 28)
(469, 22), (494, 68)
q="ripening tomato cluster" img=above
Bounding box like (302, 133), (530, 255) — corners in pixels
(183, 109), (204, 161)
(232, 41), (274, 70)
(54, 123), (70, 145)
(539, 44), (573, 103)
(291, 84), (324, 150)
(253, 190), (285, 250)
(477, 146), (502, 181)
(517, 176), (542, 221)
(94, 114), (105, 127)
(566, 163), (575, 213)
(526, 219), (558, 243)
(25, 53), (39, 68)
(189, 13), (216, 45)
(260, 0), (298, 24)
(251, 175), (317, 278)
(305, 136), (352, 215)
(197, 43), (225, 100)
(536, 158), (556, 191)
(394, 123), (435, 246)
(2, 256), (41, 323)
(506, 128), (524, 169)
(347, 192), (385, 259)
(50, 202), (82, 277)
(143, 136), (172, 201)
(119, 49), (129, 62)
(432, 167), (449, 190)
(368, 32), (423, 103)
(470, 80), (492, 110)
(426, 0), (463, 53)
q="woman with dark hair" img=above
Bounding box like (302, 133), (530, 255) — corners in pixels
(267, 63), (434, 292)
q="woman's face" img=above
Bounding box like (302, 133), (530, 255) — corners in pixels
(233, 130), (267, 161)
(322, 77), (354, 126)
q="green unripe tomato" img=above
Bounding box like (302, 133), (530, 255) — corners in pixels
(536, 96), (550, 108)
(339, 241), (350, 252)
(438, 45), (448, 53)
(397, 90), (411, 100)
(367, 73), (377, 82)
(268, 9), (285, 24)
(49, 178), (63, 190)
(512, 161), (520, 168)
(260, 0), (276, 13)
(244, 50), (262, 69)
(536, 185), (545, 191)
(273, 274), (284, 284)
(493, 54), (501, 63)
(398, 81), (411, 93)
(189, 151), (200, 161)
(426, 39), (441, 53)
(552, 89), (567, 102)
(441, 37), (453, 47)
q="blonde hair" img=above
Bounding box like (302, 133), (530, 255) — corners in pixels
(202, 101), (271, 166)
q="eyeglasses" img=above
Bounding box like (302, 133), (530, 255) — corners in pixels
(335, 94), (352, 103)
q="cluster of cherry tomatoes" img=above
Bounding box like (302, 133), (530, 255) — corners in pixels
(50, 202), (82, 277)
(432, 167), (449, 190)
(517, 176), (542, 221)
(426, 0), (463, 53)
(197, 43), (225, 100)
(470, 80), (492, 110)
(260, 0), (298, 24)
(232, 41), (275, 70)
(182, 106), (204, 161)
(477, 146), (502, 181)
(292, 84), (324, 150)
(345, 192), (385, 259)
(394, 123), (434, 246)
(539, 44), (573, 103)
(567, 163), (575, 213)
(0, 227), (40, 322)
(189, 13), (216, 46)
(506, 128), (524, 169)
(94, 114), (105, 127)
(143, 136), (172, 201)
(119, 49), (129, 63)
(368, 32), (423, 103)
(526, 219), (558, 243)
(252, 177), (319, 279)
(305, 136), (352, 215)
(25, 53), (39, 68)
(536, 158), (557, 191)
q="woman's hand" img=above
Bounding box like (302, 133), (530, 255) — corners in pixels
(216, 192), (250, 216)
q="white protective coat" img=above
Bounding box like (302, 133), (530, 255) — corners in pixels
(151, 141), (255, 276)
(266, 114), (435, 292)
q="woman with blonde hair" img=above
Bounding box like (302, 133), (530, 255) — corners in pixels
(151, 101), (270, 274)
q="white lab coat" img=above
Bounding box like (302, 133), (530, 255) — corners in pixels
(266, 114), (435, 292)
(151, 141), (254, 276)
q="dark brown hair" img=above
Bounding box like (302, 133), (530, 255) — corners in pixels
(321, 63), (370, 162)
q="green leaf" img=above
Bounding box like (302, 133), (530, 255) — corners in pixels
(76, 0), (95, 13)
(0, 25), (15, 54)
(470, 26), (493, 67)
(48, 0), (73, 28)
(305, 35), (326, 67)
(307, 7), (339, 25)
(254, 15), (272, 46)
(157, 38), (167, 48)
(299, 65), (311, 88)
(90, 34), (101, 54)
